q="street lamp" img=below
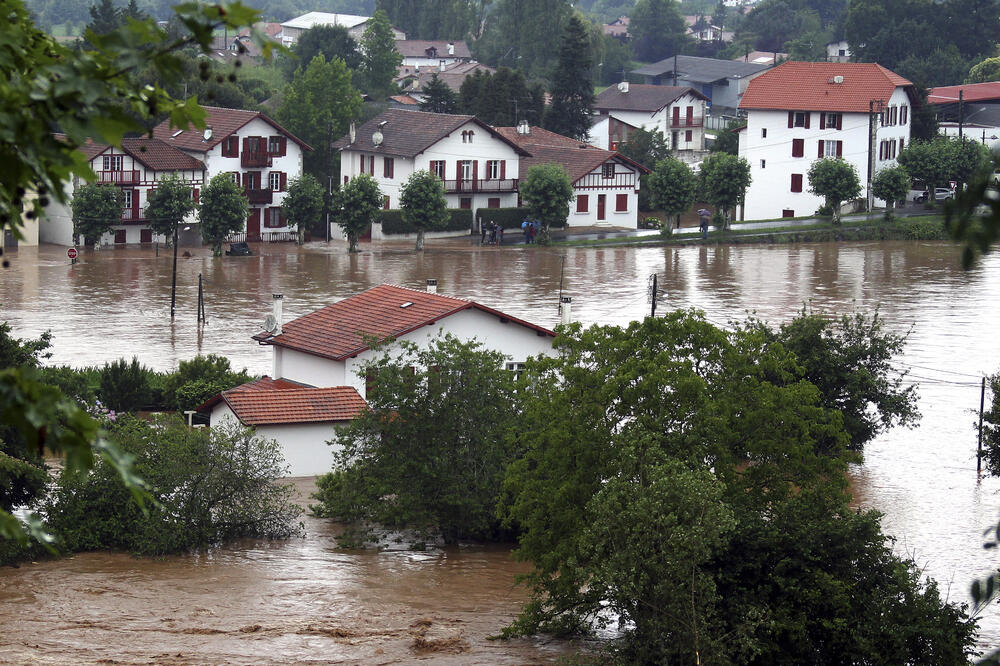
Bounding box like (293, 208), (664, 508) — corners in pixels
(170, 224), (191, 319)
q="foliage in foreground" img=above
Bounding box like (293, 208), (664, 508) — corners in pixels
(499, 314), (974, 663)
(312, 335), (518, 545)
(45, 415), (302, 556)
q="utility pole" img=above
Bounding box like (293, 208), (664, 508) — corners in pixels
(979, 376), (986, 476)
(867, 99), (883, 216)
(170, 221), (179, 319)
(648, 273), (659, 318)
(959, 89), (965, 141)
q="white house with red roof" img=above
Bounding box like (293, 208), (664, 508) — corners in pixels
(738, 61), (916, 220)
(495, 124), (649, 227)
(592, 82), (709, 151)
(38, 137), (207, 247)
(152, 106), (311, 242)
(200, 283), (557, 476)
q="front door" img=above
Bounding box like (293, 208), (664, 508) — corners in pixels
(248, 208), (261, 241)
(597, 194), (606, 221)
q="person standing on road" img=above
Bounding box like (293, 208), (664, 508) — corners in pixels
(698, 208), (711, 239)
(498, 225), (504, 245)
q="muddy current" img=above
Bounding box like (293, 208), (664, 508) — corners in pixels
(1, 238), (1000, 662)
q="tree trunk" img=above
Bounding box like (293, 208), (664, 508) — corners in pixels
(415, 229), (425, 251)
(348, 231), (358, 253)
(832, 199), (841, 225)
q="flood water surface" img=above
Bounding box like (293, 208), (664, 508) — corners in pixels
(2, 238), (1000, 661)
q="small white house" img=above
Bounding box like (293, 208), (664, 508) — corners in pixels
(200, 283), (558, 476)
(738, 61), (915, 220)
(593, 82), (709, 151)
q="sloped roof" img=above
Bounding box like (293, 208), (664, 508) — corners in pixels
(395, 40), (471, 59)
(403, 62), (496, 92)
(281, 12), (370, 30)
(632, 54), (771, 82)
(732, 51), (786, 65)
(79, 139), (109, 161)
(594, 84), (708, 113)
(151, 106), (312, 153)
(494, 126), (650, 181)
(928, 81), (1000, 105)
(210, 377), (367, 426)
(254, 284), (555, 361)
(331, 109), (529, 157)
(739, 61), (914, 113)
(121, 138), (206, 171)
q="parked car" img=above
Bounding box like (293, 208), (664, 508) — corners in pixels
(914, 188), (954, 203)
(225, 242), (252, 256)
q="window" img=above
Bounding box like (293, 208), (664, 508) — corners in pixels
(824, 140), (841, 157)
(792, 138), (804, 157)
(221, 136), (239, 157)
(267, 136), (285, 156)
(368, 155), (375, 175)
(459, 197), (472, 209)
(899, 137), (905, 153)
(615, 193), (628, 212)
(460, 160), (472, 180)
(264, 207), (284, 228)
(782, 209), (795, 217)
(602, 163), (615, 179)
(102, 155), (123, 171)
(791, 173), (803, 192)
(822, 113), (842, 130)
(269, 171), (285, 191)
(577, 194), (589, 212)
(359, 154), (366, 174)
(122, 189), (132, 209)
(760, 159), (766, 169)
(231, 171), (241, 184)
(488, 197), (500, 208)
(462, 130), (475, 143)
(901, 106), (908, 124)
(429, 160), (445, 179)
(248, 136), (265, 153)
(506, 361), (526, 380)
(383, 157), (394, 179)
(790, 111), (808, 128)
(486, 160), (500, 180)
(761, 128), (767, 138)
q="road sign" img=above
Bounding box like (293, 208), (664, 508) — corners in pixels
(67, 247), (78, 260)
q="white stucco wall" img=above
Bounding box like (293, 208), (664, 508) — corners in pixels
(568, 162), (643, 228)
(274, 347), (346, 388)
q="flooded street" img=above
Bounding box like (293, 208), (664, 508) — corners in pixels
(2, 237), (1000, 661)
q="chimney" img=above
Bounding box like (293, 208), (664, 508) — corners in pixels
(426, 278), (438, 294)
(439, 60), (446, 72)
(448, 42), (455, 55)
(618, 80), (629, 94)
(517, 119), (530, 135)
(560, 296), (572, 326)
(272, 293), (283, 335)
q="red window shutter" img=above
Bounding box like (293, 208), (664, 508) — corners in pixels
(193, 188), (199, 204)
(280, 172), (287, 191)
(577, 194), (588, 212)
(500, 160), (506, 180)
(793, 138), (804, 157)
(817, 140), (824, 158)
(820, 114), (826, 130)
(836, 114), (843, 130)
(456, 160), (461, 180)
(616, 193), (627, 211)
(686, 106), (693, 123)
(383, 196), (390, 210)
(242, 137), (249, 157)
(359, 155), (365, 174)
(836, 141), (842, 157)
(132, 189), (139, 217)
(788, 111), (794, 128)
(369, 156), (374, 174)
(791, 174), (803, 192)
(280, 136), (287, 156)
(803, 112), (810, 129)
(472, 160), (478, 184)
(673, 107), (680, 124)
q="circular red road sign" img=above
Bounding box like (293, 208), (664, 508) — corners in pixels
(67, 247), (78, 259)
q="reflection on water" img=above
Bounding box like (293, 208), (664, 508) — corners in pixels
(1, 238), (1000, 659)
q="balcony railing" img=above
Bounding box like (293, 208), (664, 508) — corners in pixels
(241, 151), (271, 168)
(245, 188), (273, 204)
(669, 118), (704, 129)
(97, 170), (140, 184)
(442, 178), (518, 194)
(121, 207), (144, 222)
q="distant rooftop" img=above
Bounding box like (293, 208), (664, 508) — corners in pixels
(632, 54), (771, 82)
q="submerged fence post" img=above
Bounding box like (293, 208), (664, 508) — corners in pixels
(979, 376), (986, 476)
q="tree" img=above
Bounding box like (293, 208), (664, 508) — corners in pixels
(85, 0), (122, 38)
(70, 183), (123, 246)
(358, 9), (402, 100)
(618, 128), (671, 211)
(543, 15), (596, 140)
(143, 173), (194, 244)
(98, 357), (152, 413)
(279, 24), (360, 80)
(872, 165), (912, 219)
(471, 0), (573, 79)
(281, 174), (325, 244)
(160, 354), (252, 412)
(807, 157), (861, 223)
(199, 173), (249, 257)
(500, 313), (975, 662)
(313, 335), (518, 545)
(44, 415), (302, 556)
(419, 73), (458, 113)
(710, 118), (746, 155)
(276, 55), (362, 184)
(400, 169), (449, 251)
(648, 158), (697, 229)
(335, 174), (383, 253)
(519, 163), (574, 245)
(698, 152), (751, 228)
(630, 0), (690, 63)
(968, 55), (1000, 83)
(897, 137), (955, 207)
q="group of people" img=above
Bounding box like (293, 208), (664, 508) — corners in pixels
(480, 221), (504, 245)
(521, 218), (539, 244)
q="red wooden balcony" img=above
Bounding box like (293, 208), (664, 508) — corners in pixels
(121, 207), (145, 222)
(97, 170), (140, 184)
(669, 118), (704, 129)
(245, 188), (273, 204)
(241, 151), (271, 168)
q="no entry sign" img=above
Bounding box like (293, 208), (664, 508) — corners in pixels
(67, 247), (78, 260)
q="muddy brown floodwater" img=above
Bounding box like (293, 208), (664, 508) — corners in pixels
(2, 237), (1000, 662)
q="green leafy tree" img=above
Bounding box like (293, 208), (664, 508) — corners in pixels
(458, 67), (544, 126)
(199, 173), (249, 257)
(872, 165), (912, 220)
(358, 9), (402, 100)
(630, 0), (690, 63)
(698, 152), (751, 228)
(951, 137), (993, 185)
(276, 54), (362, 183)
(85, 0), (122, 38)
(897, 137), (955, 207)
(543, 15), (596, 140)
(519, 163), (574, 245)
(98, 357), (153, 413)
(471, 0), (573, 79)
(143, 173), (195, 244)
(617, 127), (670, 211)
(161, 354), (252, 412)
(648, 157), (697, 229)
(281, 174), (325, 244)
(968, 55), (1000, 83)
(807, 157), (861, 223)
(419, 73), (458, 113)
(70, 183), (122, 246)
(500, 313), (975, 662)
(313, 334), (518, 545)
(45, 415), (302, 555)
(279, 24), (360, 80)
(710, 118), (746, 155)
(400, 169), (448, 251)
(335, 174), (383, 253)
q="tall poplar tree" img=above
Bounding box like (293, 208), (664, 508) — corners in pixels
(630, 0), (690, 62)
(359, 9), (402, 100)
(544, 15), (596, 140)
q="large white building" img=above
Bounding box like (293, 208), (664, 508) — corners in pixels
(738, 61), (915, 220)
(278, 12), (405, 46)
(592, 82), (709, 151)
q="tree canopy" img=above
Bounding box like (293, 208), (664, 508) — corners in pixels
(807, 157), (861, 223)
(872, 165), (912, 219)
(358, 9), (402, 100)
(199, 173), (249, 256)
(281, 173), (325, 244)
(335, 173), (382, 253)
(648, 157), (697, 228)
(279, 23), (360, 80)
(70, 183), (123, 246)
(143, 173), (195, 243)
(519, 163), (574, 244)
(419, 73), (458, 114)
(400, 169), (448, 251)
(543, 15), (596, 140)
(698, 152), (751, 228)
(629, 0), (690, 63)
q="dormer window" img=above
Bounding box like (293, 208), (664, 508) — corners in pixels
(462, 130), (475, 143)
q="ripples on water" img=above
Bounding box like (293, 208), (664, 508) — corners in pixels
(1, 239), (1000, 659)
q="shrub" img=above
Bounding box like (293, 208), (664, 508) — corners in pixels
(477, 207), (531, 230)
(98, 357), (152, 413)
(44, 414), (302, 555)
(161, 354), (252, 412)
(379, 208), (472, 234)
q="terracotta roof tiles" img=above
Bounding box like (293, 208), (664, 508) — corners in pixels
(739, 61), (914, 113)
(494, 126), (650, 182)
(210, 377), (368, 425)
(927, 81), (1000, 105)
(121, 138), (206, 171)
(151, 106), (312, 153)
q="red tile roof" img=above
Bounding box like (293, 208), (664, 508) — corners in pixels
(927, 81), (1000, 105)
(394, 40), (472, 59)
(594, 84), (708, 112)
(207, 377), (367, 425)
(739, 61), (914, 113)
(255, 284), (555, 361)
(152, 106), (312, 153)
(121, 138), (206, 171)
(494, 126), (650, 182)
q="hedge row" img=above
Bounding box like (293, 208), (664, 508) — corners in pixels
(476, 207), (529, 230)
(378, 209), (474, 235)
